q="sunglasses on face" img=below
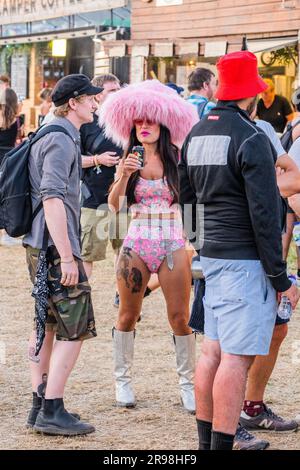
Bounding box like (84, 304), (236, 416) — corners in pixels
(134, 119), (156, 126)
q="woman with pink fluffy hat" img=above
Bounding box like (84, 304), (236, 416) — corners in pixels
(99, 80), (198, 412)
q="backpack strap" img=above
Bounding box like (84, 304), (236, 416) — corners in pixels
(31, 125), (77, 222)
(197, 101), (208, 120)
(29, 124), (77, 146)
(291, 120), (300, 142)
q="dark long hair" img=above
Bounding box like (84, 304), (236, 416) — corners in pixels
(122, 125), (179, 206)
(0, 88), (18, 129)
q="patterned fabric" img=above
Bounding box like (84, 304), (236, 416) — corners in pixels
(187, 95), (216, 117)
(31, 250), (49, 355)
(26, 246), (97, 347)
(122, 177), (185, 273)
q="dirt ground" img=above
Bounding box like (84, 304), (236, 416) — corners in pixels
(0, 245), (300, 450)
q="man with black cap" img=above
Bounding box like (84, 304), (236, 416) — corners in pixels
(179, 51), (299, 450)
(23, 74), (102, 436)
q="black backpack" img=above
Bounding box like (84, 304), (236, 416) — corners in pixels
(280, 120), (300, 152)
(0, 125), (75, 237)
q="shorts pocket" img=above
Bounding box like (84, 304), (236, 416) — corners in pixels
(54, 292), (94, 340)
(220, 268), (247, 303)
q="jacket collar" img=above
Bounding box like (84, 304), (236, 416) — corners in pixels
(213, 100), (252, 122)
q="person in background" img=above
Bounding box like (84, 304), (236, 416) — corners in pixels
(187, 68), (217, 119)
(165, 82), (184, 96)
(0, 87), (21, 246)
(38, 87), (53, 126)
(80, 73), (123, 307)
(257, 78), (293, 134)
(0, 87), (18, 160)
(0, 74), (10, 91)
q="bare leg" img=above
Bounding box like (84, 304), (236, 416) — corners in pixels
(45, 340), (82, 399)
(245, 323), (288, 401)
(297, 246), (300, 270)
(158, 248), (194, 412)
(114, 250), (120, 295)
(116, 247), (151, 331)
(195, 338), (221, 422)
(147, 273), (160, 293)
(213, 353), (254, 434)
(83, 261), (93, 279)
(114, 248), (150, 406)
(158, 248), (192, 335)
(28, 329), (55, 392)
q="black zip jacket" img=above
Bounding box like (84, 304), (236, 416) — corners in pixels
(179, 102), (290, 293)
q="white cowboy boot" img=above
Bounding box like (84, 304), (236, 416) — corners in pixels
(173, 333), (196, 414)
(112, 328), (136, 408)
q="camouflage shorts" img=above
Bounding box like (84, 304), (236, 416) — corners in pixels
(26, 245), (97, 342)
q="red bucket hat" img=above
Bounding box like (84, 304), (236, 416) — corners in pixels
(215, 51), (267, 101)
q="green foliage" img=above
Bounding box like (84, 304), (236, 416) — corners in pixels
(0, 43), (32, 66)
(261, 46), (298, 67)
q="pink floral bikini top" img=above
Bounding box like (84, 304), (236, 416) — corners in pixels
(131, 176), (178, 215)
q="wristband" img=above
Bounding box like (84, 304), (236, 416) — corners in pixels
(61, 258), (74, 264)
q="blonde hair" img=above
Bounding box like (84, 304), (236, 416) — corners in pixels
(263, 78), (275, 91)
(53, 95), (86, 117)
(92, 73), (119, 88)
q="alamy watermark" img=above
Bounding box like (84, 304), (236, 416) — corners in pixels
(94, 199), (205, 251)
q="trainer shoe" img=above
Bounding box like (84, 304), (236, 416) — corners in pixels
(240, 404), (298, 432)
(233, 425), (269, 450)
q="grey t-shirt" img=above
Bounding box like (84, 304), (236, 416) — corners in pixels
(255, 119), (286, 158)
(23, 117), (82, 258)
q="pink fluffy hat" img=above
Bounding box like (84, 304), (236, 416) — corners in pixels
(99, 80), (198, 148)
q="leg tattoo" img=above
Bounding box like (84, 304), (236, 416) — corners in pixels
(117, 248), (143, 294)
(130, 268), (143, 294)
(37, 373), (48, 398)
(117, 248), (132, 288)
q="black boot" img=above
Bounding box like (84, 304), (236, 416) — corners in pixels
(33, 398), (94, 436)
(27, 393), (42, 428)
(26, 393), (80, 428)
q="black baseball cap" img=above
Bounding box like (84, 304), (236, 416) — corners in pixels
(51, 74), (103, 106)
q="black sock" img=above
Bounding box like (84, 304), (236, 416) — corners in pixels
(196, 419), (212, 450)
(143, 286), (152, 298)
(211, 430), (235, 450)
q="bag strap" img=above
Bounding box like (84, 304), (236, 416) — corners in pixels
(197, 101), (207, 120)
(90, 130), (106, 155)
(291, 120), (300, 141)
(29, 124), (76, 146)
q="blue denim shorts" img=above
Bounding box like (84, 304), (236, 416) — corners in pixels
(201, 257), (277, 356)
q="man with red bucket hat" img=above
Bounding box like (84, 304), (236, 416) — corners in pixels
(179, 51), (300, 450)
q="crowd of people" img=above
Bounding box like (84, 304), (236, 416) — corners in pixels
(1, 50), (300, 450)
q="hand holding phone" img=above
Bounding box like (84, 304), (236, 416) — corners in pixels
(132, 145), (144, 168)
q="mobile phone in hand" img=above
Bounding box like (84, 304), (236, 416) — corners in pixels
(132, 145), (144, 168)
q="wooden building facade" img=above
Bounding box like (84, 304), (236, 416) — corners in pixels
(103, 0), (300, 97)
